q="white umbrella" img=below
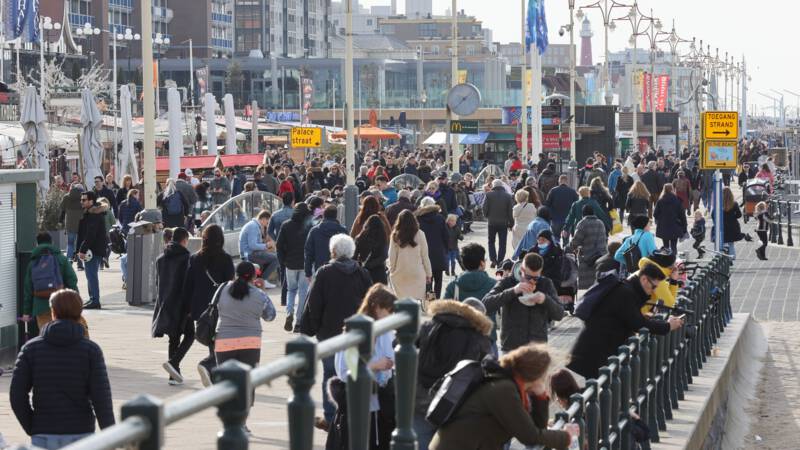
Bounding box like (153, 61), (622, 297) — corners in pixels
(118, 85), (139, 185)
(80, 88), (104, 184)
(223, 94), (237, 154)
(20, 86), (50, 194)
(167, 88), (183, 179)
(204, 93), (217, 155)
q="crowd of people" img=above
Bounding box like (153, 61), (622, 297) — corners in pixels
(10, 138), (776, 450)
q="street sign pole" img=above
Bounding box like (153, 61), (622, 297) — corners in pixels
(714, 170), (724, 253)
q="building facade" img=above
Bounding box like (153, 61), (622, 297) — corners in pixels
(232, 0), (331, 58)
(405, 0), (432, 19)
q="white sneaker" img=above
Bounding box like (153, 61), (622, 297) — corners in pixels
(168, 378), (183, 386)
(198, 364), (212, 387)
(162, 362), (183, 383)
(262, 280), (277, 289)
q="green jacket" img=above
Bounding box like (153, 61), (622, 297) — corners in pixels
(23, 244), (78, 316)
(564, 197), (611, 235)
(444, 270), (498, 341)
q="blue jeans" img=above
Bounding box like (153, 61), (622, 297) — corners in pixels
(285, 268), (309, 323)
(413, 412), (436, 450)
(32, 433), (92, 449)
(248, 250), (279, 280)
(66, 232), (77, 260)
(724, 242), (736, 260)
(84, 256), (101, 303)
(447, 250), (459, 274)
(322, 355), (336, 423)
(120, 253), (128, 282)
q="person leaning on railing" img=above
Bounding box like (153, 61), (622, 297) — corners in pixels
(430, 344), (578, 450)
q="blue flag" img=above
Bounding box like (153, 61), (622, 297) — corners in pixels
(3, 0), (39, 43)
(525, 0), (549, 55)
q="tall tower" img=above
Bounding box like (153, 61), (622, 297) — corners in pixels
(580, 17), (593, 67)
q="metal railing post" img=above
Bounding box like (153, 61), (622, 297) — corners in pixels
(627, 337), (640, 403)
(598, 366), (612, 448)
(657, 333), (672, 423)
(345, 314), (375, 450)
(585, 380), (601, 450)
(213, 360), (252, 450)
(770, 200), (778, 243)
(652, 332), (666, 432)
(778, 201), (785, 245)
(391, 299), (421, 450)
(787, 201), (794, 246)
(607, 356), (621, 449)
(618, 347), (632, 450)
(568, 394), (586, 449)
(120, 394), (164, 450)
(286, 336), (318, 450)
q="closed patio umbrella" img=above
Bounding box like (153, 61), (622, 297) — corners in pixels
(223, 93), (237, 154)
(20, 86), (49, 194)
(167, 87), (183, 179)
(118, 85), (139, 184)
(80, 88), (103, 185)
(205, 93), (217, 155)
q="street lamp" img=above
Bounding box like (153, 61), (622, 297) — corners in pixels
(614, 1), (651, 154)
(632, 10), (661, 151)
(154, 33), (171, 116)
(567, 0), (578, 161)
(75, 22), (101, 67)
(39, 15), (62, 101)
(121, 28), (141, 84)
(577, 0), (627, 106)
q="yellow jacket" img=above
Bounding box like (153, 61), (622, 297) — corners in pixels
(635, 256), (678, 315)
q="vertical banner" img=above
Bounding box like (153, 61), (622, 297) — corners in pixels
(301, 77), (313, 125)
(4, 0), (39, 42)
(655, 75), (670, 112)
(641, 72), (651, 112)
(153, 60), (159, 89)
(196, 66), (209, 97)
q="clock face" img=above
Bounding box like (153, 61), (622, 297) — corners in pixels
(447, 83), (482, 116)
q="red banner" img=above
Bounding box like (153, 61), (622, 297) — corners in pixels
(515, 133), (571, 150)
(642, 72), (651, 112)
(642, 73), (670, 112)
(655, 75), (669, 112)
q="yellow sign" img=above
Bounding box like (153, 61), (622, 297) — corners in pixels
(290, 127), (322, 148)
(701, 139), (738, 170)
(702, 111), (739, 140)
(458, 69), (468, 84)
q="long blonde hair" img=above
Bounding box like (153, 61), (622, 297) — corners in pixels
(628, 180), (650, 200)
(723, 187), (735, 211)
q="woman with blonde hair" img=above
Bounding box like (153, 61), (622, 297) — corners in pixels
(388, 210), (432, 301)
(511, 189), (537, 251)
(625, 180), (652, 226)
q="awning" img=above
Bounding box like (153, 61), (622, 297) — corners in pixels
(487, 132), (517, 142)
(460, 132), (489, 145)
(330, 125), (401, 140)
(423, 132), (449, 145)
(156, 155), (219, 172)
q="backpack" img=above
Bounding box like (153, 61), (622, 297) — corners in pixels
(426, 359), (486, 427)
(622, 234), (643, 271)
(164, 192), (184, 216)
(31, 250), (64, 298)
(573, 272), (623, 321)
(109, 226), (127, 254)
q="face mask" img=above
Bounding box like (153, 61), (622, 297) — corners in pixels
(538, 243), (550, 253)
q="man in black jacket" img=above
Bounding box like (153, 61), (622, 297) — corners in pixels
(568, 263), (684, 379)
(152, 228), (193, 385)
(301, 234), (372, 429)
(385, 189), (416, 226)
(482, 179), (514, 268)
(482, 252), (565, 353)
(10, 289), (114, 447)
(276, 203), (313, 332)
(77, 191), (109, 309)
(545, 175), (580, 243)
(91, 175), (117, 217)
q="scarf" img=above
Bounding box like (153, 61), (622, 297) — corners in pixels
(513, 373), (531, 412)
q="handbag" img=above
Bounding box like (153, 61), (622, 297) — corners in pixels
(195, 281), (228, 346)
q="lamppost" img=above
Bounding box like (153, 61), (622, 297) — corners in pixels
(568, 0), (577, 161)
(154, 33), (171, 116)
(75, 22), (101, 68)
(783, 89), (800, 124)
(121, 28), (141, 84)
(614, 1), (650, 154)
(577, 0), (628, 106)
(38, 15), (62, 101)
(419, 89), (427, 146)
(633, 10), (662, 151)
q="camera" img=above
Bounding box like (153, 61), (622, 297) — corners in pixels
(558, 27), (565, 37)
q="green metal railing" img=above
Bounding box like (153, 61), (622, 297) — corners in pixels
(52, 255), (730, 450)
(60, 298), (420, 450)
(535, 254), (732, 450)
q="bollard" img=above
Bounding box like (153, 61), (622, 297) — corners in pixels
(787, 201), (794, 247)
(214, 360), (252, 450)
(585, 380), (601, 450)
(121, 394), (164, 450)
(286, 336), (317, 450)
(345, 314), (375, 450)
(598, 366), (612, 449)
(391, 299), (421, 450)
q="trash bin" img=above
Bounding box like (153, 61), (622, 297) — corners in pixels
(126, 221), (163, 306)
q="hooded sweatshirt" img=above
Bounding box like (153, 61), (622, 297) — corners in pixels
(444, 271), (498, 341)
(633, 255), (678, 315)
(10, 320), (115, 435)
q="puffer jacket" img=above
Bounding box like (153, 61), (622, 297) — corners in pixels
(152, 243), (191, 337)
(416, 205), (449, 272)
(61, 187), (85, 233)
(76, 203), (110, 258)
(443, 270), (498, 342)
(301, 258), (372, 341)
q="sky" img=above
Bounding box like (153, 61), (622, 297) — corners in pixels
(358, 0), (799, 116)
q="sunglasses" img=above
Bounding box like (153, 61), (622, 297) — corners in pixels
(521, 272), (540, 282)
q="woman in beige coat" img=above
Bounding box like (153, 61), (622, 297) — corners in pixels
(511, 189), (538, 251)
(388, 210), (432, 301)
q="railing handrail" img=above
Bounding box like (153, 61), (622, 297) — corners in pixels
(199, 190), (282, 231)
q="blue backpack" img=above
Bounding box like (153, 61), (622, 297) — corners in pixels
(31, 250), (64, 298)
(164, 192), (184, 215)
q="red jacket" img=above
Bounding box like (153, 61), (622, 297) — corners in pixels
(278, 180), (294, 196)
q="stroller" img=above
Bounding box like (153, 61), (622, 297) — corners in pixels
(743, 178), (770, 222)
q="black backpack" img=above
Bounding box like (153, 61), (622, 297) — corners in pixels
(426, 359), (486, 427)
(574, 272), (624, 321)
(622, 234), (643, 271)
(109, 226), (127, 254)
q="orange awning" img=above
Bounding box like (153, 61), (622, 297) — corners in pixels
(330, 125), (401, 140)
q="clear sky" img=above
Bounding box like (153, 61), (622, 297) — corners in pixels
(358, 0), (798, 116)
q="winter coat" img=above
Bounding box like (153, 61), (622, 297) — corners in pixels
(176, 179), (198, 211)
(537, 168), (559, 196)
(152, 243), (192, 338)
(590, 188), (614, 213)
(569, 215), (608, 289)
(209, 176), (232, 205)
(512, 217), (552, 260)
(388, 231), (432, 302)
(482, 275), (564, 352)
(301, 258), (372, 341)
(444, 270), (498, 341)
(614, 176), (634, 209)
(529, 244), (565, 288)
(723, 204), (744, 243)
(354, 232), (389, 284)
(385, 197), (415, 226)
(437, 184), (458, 214)
(564, 197), (611, 235)
(653, 193), (687, 241)
(93, 186), (117, 216)
(613, 229), (658, 269)
(545, 185), (580, 225)
(418, 165), (433, 183)
(446, 224), (462, 251)
(23, 244), (79, 317)
(304, 219), (348, 277)
(430, 361), (570, 450)
(157, 190), (190, 228)
(182, 252), (235, 320)
(276, 211), (313, 271)
(511, 202), (537, 251)
(673, 177), (692, 209)
(77, 203), (110, 258)
(632, 255), (679, 315)
(482, 187), (514, 228)
(117, 197), (143, 235)
(115, 187), (129, 209)
(9, 319), (115, 436)
(416, 300), (493, 390)
(61, 187), (85, 233)
(568, 276), (671, 379)
(640, 169), (664, 199)
(416, 205), (449, 272)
